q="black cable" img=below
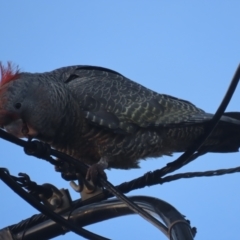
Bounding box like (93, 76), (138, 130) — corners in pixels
(0, 168), (110, 240)
(99, 178), (167, 232)
(0, 128), (25, 147)
(10, 214), (48, 234)
(161, 166), (240, 183)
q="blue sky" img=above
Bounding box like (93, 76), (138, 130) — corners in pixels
(1, 1), (240, 239)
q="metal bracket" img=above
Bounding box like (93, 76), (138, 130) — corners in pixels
(70, 173), (103, 201)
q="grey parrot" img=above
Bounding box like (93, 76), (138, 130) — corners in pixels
(0, 63), (240, 180)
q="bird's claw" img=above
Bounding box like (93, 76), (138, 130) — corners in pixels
(86, 163), (107, 184)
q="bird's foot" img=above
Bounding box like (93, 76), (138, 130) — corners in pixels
(55, 160), (78, 181)
(86, 157), (108, 183)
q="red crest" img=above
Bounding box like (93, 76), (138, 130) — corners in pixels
(0, 62), (20, 86)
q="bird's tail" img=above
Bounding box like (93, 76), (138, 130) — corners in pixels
(204, 112), (240, 153)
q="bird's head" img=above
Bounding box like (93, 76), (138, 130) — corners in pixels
(0, 62), (71, 141)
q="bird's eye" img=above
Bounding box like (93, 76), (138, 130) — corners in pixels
(14, 102), (22, 109)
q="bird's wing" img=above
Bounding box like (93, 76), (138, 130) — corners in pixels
(64, 66), (209, 133)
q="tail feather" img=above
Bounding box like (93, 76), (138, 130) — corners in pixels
(223, 112), (240, 121)
(205, 112), (240, 153)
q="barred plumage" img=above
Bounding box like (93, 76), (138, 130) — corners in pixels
(1, 63), (240, 179)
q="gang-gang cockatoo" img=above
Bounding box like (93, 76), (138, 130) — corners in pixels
(1, 63), (240, 181)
